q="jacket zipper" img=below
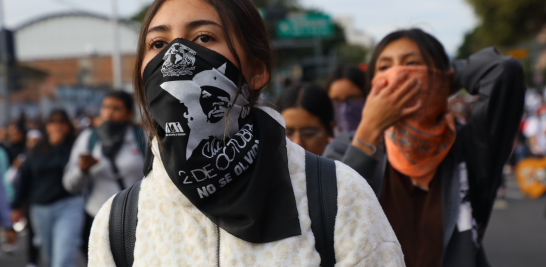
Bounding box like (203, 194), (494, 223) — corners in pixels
(217, 225), (221, 267)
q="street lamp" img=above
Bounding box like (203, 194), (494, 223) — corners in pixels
(0, 0), (9, 126)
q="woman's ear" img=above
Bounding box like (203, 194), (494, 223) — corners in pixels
(249, 61), (270, 91)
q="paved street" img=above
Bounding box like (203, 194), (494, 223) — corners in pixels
(484, 197), (546, 267)
(481, 169), (546, 266)
(0, 230), (86, 267)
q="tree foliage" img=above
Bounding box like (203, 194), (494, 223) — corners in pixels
(252, 0), (299, 9)
(457, 0), (546, 58)
(467, 0), (546, 45)
(336, 43), (368, 65)
(130, 4), (149, 22)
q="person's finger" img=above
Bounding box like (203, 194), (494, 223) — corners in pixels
(382, 72), (409, 95)
(401, 100), (422, 116)
(370, 79), (387, 96)
(398, 80), (421, 105)
(393, 77), (418, 100)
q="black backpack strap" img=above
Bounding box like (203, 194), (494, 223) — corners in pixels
(109, 180), (142, 267)
(305, 151), (338, 267)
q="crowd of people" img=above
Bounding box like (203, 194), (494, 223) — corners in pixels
(0, 0), (528, 266)
(507, 90), (546, 199)
(0, 90), (145, 267)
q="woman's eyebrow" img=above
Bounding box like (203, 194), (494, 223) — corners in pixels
(186, 20), (222, 30)
(401, 52), (419, 58)
(147, 24), (170, 34)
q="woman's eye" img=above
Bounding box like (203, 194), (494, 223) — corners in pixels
(407, 61), (421, 66)
(152, 41), (167, 50)
(378, 65), (391, 71)
(197, 35), (212, 43)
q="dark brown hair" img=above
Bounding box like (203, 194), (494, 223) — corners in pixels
(276, 83), (335, 137)
(133, 0), (272, 142)
(324, 65), (368, 97)
(31, 109), (75, 157)
(105, 90), (135, 112)
(366, 28), (450, 93)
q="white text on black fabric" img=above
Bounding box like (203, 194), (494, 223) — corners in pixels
(197, 184), (217, 198)
(180, 164), (217, 184)
(215, 124), (253, 170)
(187, 123), (260, 199)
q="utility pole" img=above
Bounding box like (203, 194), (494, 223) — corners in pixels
(314, 37), (322, 80)
(0, 0), (9, 126)
(111, 0), (123, 91)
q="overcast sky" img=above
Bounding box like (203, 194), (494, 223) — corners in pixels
(3, 0), (477, 55)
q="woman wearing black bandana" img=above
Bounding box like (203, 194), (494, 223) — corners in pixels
(89, 0), (403, 266)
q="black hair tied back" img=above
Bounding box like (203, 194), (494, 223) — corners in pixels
(276, 83), (334, 136)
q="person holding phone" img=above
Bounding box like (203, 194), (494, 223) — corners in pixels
(62, 91), (146, 260)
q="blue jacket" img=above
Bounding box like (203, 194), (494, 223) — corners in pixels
(0, 145), (12, 229)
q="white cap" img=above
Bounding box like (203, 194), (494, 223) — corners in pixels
(27, 129), (42, 140)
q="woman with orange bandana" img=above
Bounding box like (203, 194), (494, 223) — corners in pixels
(326, 28), (525, 267)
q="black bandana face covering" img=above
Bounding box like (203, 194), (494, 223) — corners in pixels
(143, 38), (300, 243)
(97, 121), (130, 174)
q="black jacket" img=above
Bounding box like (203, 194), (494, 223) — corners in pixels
(324, 47), (525, 267)
(12, 141), (74, 209)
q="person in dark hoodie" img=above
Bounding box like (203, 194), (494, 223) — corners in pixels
(11, 110), (83, 267)
(324, 28), (525, 267)
(5, 121), (26, 164)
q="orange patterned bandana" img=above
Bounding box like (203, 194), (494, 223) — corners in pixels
(373, 66), (456, 184)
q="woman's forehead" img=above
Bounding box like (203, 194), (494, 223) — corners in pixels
(379, 38), (421, 59)
(149, 0), (222, 31)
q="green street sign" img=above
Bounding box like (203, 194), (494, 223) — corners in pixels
(277, 13), (334, 39)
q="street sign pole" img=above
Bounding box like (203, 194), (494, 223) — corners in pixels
(111, 0), (123, 91)
(314, 38), (322, 79)
(0, 0), (9, 126)
(277, 13), (333, 81)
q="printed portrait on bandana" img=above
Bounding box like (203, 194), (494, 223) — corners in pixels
(200, 86), (232, 123)
(161, 62), (249, 160)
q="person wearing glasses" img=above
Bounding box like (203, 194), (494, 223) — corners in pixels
(277, 83), (335, 156)
(324, 65), (368, 136)
(322, 66), (368, 160)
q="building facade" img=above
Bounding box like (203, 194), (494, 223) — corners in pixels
(10, 12), (140, 120)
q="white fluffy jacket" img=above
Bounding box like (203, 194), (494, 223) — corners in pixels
(88, 107), (404, 267)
